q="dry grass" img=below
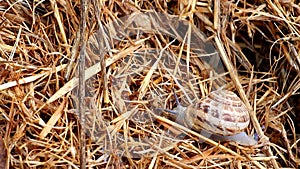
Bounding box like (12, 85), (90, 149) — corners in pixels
(0, 0), (299, 168)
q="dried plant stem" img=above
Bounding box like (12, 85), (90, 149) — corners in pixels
(150, 111), (242, 157)
(213, 1), (278, 168)
(79, 0), (88, 168)
(93, 1), (109, 104)
(214, 36), (279, 169)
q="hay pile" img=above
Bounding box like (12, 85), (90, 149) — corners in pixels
(0, 0), (299, 168)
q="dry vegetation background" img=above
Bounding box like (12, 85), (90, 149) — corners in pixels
(0, 0), (300, 168)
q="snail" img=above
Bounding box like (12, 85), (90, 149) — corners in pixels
(159, 89), (257, 146)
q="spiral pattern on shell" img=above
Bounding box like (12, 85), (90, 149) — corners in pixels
(180, 90), (250, 136)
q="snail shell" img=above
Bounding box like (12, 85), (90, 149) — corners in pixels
(163, 89), (257, 145)
(183, 90), (250, 136)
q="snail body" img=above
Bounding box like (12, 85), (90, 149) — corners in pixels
(162, 89), (257, 145)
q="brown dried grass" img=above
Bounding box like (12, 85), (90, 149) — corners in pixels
(0, 0), (299, 168)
